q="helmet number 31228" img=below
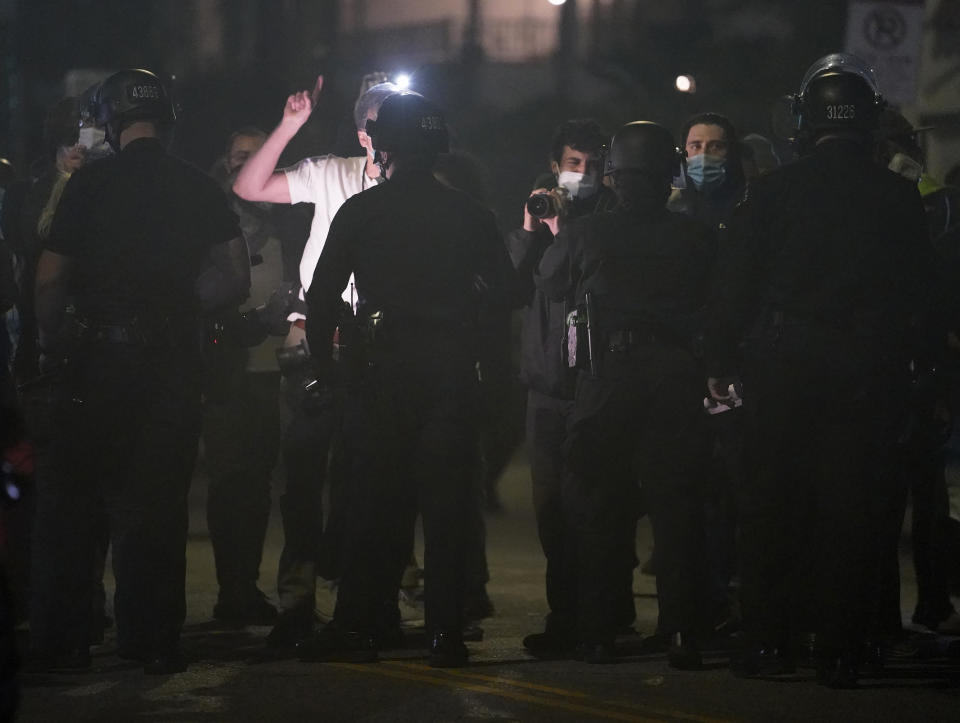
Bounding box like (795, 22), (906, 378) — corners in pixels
(825, 104), (856, 120)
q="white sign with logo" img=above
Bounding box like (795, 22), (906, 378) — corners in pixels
(845, 0), (925, 105)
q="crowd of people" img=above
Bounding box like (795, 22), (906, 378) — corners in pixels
(1, 51), (960, 700)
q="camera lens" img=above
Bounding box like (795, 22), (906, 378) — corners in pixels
(526, 193), (555, 219)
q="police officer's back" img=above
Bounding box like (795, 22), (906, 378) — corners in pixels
(709, 57), (930, 357)
(308, 170), (506, 365)
(304, 92), (513, 668)
(31, 69), (247, 675)
(535, 122), (715, 666)
(706, 54), (938, 687)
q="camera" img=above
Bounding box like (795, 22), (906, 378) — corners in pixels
(526, 187), (569, 219)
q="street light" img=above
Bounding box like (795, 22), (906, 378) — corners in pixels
(675, 74), (696, 93)
(395, 73), (411, 90)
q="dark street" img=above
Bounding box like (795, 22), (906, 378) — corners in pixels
(15, 450), (960, 723)
(3, 3), (960, 722)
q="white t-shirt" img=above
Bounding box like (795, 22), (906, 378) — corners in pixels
(284, 154), (375, 313)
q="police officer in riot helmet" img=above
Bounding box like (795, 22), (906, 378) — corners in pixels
(232, 74), (400, 648)
(706, 53), (942, 686)
(362, 91), (449, 179)
(790, 53), (885, 155)
(89, 68), (177, 154)
(535, 121), (715, 666)
(299, 91), (515, 667)
(31, 68), (248, 674)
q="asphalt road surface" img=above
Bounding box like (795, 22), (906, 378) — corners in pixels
(16, 448), (960, 722)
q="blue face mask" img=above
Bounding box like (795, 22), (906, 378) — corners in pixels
(685, 153), (727, 192)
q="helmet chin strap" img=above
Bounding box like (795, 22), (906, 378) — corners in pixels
(104, 121), (122, 154)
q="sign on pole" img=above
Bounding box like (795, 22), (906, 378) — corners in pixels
(845, 0), (926, 105)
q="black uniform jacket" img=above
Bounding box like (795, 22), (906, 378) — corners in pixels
(705, 138), (938, 377)
(305, 168), (515, 368)
(506, 187), (618, 398)
(534, 203), (716, 344)
(45, 137), (240, 324)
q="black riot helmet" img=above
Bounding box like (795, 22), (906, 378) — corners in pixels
(364, 91), (449, 158)
(605, 121), (681, 182)
(793, 53), (885, 138)
(89, 69), (176, 152)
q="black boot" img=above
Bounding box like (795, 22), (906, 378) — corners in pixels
(667, 632), (702, 671)
(267, 607), (317, 648)
(522, 628), (576, 660)
(816, 650), (859, 689)
(296, 623), (378, 663)
(576, 640), (618, 665)
(429, 630), (468, 668)
(730, 644), (795, 677)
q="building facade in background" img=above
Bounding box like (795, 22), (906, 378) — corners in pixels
(913, 0), (960, 179)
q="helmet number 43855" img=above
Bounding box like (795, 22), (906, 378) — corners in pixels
(130, 85), (160, 100)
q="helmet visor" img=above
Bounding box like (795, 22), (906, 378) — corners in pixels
(799, 53), (881, 97)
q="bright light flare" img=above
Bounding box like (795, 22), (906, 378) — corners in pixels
(675, 74), (696, 93)
(549, 0), (567, 6)
(395, 73), (411, 90)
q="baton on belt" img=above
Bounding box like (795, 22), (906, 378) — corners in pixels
(584, 291), (597, 377)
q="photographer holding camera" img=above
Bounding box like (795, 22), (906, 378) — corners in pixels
(505, 119), (631, 659)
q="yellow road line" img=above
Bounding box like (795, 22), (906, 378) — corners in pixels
(327, 662), (660, 722)
(385, 661), (590, 697)
(386, 662), (732, 723)
(326, 662), (725, 723)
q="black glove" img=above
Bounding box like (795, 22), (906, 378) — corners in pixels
(235, 309), (270, 347)
(301, 379), (337, 415)
(258, 281), (298, 336)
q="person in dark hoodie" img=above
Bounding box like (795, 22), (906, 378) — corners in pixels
(669, 112), (749, 639)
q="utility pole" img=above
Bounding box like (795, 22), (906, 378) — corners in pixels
(0, 0), (20, 164)
(461, 0), (484, 107)
(556, 0), (578, 98)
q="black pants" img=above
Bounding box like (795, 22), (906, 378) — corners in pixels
(700, 407), (743, 623)
(738, 324), (896, 653)
(203, 361), (281, 601)
(275, 368), (346, 615)
(333, 358), (478, 635)
(17, 375), (109, 642)
(565, 345), (704, 645)
(31, 337), (201, 658)
(526, 389), (579, 633)
(883, 426), (956, 631)
(477, 330), (523, 502)
(527, 388), (640, 636)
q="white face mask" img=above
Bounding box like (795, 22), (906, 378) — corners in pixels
(887, 152), (922, 183)
(557, 170), (597, 200)
(78, 126), (109, 157)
